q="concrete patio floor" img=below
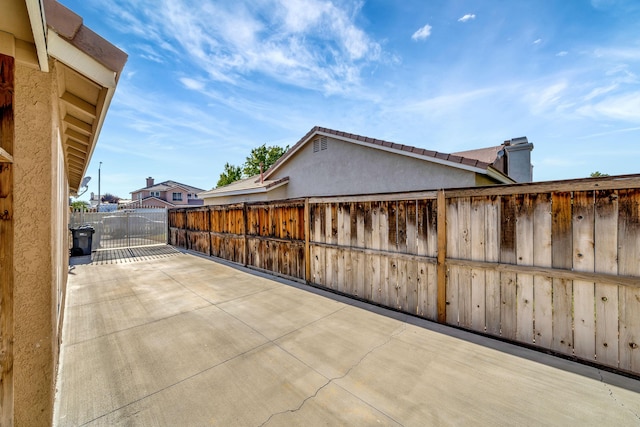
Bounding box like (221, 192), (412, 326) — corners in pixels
(54, 248), (640, 426)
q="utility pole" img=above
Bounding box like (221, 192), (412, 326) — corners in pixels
(98, 161), (102, 211)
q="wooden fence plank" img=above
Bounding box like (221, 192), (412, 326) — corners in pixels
(516, 194), (534, 344)
(458, 197), (472, 328)
(500, 194), (517, 340)
(573, 191), (596, 362)
(397, 201), (407, 254)
(426, 198), (438, 258)
(446, 197), (459, 325)
(533, 193), (553, 348)
(388, 201), (398, 251)
(551, 191), (574, 355)
(485, 196), (501, 336)
(594, 190), (619, 367)
(617, 189), (640, 372)
(407, 200), (418, 255)
(470, 197), (486, 332)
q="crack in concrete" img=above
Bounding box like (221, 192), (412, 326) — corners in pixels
(597, 370), (640, 421)
(257, 324), (407, 427)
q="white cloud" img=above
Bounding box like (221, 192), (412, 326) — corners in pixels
(412, 24), (432, 41)
(556, 51), (568, 57)
(533, 38), (542, 45)
(400, 87), (499, 116)
(526, 81), (567, 114)
(583, 84), (618, 101)
(105, 0), (383, 95)
(180, 78), (206, 91)
(577, 91), (640, 122)
(458, 14), (475, 22)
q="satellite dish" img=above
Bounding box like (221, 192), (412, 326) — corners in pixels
(81, 176), (91, 187)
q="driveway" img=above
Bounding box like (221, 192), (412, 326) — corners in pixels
(54, 248), (640, 426)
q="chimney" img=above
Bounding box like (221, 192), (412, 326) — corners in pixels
(259, 162), (264, 184)
(146, 177), (154, 187)
(504, 137), (534, 183)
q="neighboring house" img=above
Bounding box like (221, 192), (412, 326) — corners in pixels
(0, 1), (126, 424)
(199, 126), (534, 205)
(128, 177), (205, 208)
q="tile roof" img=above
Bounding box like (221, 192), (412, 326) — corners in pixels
(131, 180), (206, 194)
(452, 145), (505, 164)
(198, 175), (289, 197)
(264, 126), (494, 180)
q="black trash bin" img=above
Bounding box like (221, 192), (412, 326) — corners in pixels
(70, 225), (95, 257)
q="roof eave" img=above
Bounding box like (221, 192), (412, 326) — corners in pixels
(25, 0), (49, 71)
(486, 166), (516, 184)
(263, 127), (495, 180)
(199, 178), (289, 199)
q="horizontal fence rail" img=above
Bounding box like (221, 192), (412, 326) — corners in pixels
(169, 175), (640, 376)
(70, 209), (167, 250)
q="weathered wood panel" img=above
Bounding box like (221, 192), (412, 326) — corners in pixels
(186, 230), (210, 255)
(446, 197), (459, 325)
(617, 189), (640, 373)
(594, 190), (619, 367)
(515, 194), (534, 344)
(551, 192), (574, 355)
(532, 193), (553, 349)
(470, 197), (486, 333)
(484, 196), (501, 336)
(457, 197), (472, 328)
(500, 195), (517, 340)
(572, 191), (596, 362)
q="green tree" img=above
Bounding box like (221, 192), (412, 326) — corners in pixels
(70, 200), (89, 211)
(101, 193), (121, 203)
(242, 144), (289, 177)
(216, 162), (243, 188)
(589, 171), (610, 178)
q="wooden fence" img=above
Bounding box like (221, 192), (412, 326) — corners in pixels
(169, 175), (640, 376)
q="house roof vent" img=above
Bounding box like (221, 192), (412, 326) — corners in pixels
(313, 136), (328, 153)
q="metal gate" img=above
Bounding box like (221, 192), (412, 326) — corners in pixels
(69, 209), (168, 250)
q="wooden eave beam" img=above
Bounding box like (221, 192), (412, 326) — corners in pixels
(60, 91), (97, 118)
(65, 128), (90, 145)
(66, 139), (88, 154)
(63, 114), (92, 135)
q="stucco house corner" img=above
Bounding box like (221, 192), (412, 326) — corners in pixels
(0, 0), (126, 424)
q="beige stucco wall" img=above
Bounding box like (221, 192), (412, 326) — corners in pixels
(13, 59), (67, 426)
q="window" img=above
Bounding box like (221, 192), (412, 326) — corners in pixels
(150, 191), (160, 197)
(172, 192), (183, 201)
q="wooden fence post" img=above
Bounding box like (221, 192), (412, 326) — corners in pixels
(304, 198), (310, 282)
(243, 203), (249, 266)
(0, 53), (14, 426)
(437, 189), (447, 323)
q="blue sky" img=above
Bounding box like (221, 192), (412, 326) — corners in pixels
(62, 0), (640, 200)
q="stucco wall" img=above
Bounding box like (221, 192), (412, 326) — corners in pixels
(13, 60), (64, 426)
(272, 136), (477, 198)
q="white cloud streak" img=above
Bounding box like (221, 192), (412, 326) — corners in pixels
(458, 14), (475, 22)
(104, 0), (383, 96)
(412, 24), (432, 41)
